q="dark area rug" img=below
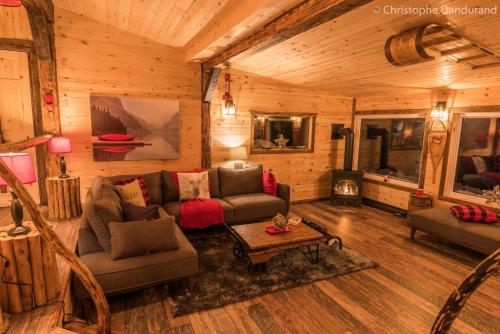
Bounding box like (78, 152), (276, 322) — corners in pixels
(168, 231), (377, 316)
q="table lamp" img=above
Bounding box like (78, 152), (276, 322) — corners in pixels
(49, 137), (72, 178)
(0, 153), (36, 236)
(229, 146), (248, 169)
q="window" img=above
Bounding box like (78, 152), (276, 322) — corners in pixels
(354, 114), (426, 186)
(444, 113), (499, 203)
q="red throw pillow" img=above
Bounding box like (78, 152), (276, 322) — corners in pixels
(262, 170), (277, 197)
(449, 205), (499, 223)
(98, 134), (135, 141)
(114, 177), (151, 205)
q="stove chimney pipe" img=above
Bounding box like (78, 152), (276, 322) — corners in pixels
(331, 125), (354, 171)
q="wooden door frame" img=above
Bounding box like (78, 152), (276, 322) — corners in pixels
(0, 38), (48, 203)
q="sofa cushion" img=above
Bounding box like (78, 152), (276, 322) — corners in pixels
(109, 217), (179, 260)
(121, 202), (160, 221)
(164, 198), (233, 223)
(223, 193), (286, 224)
(108, 172), (162, 205)
(207, 168), (220, 198)
(161, 171), (179, 203)
(218, 165), (263, 197)
(408, 207), (500, 254)
(88, 184), (123, 252)
(75, 223), (197, 298)
(91, 176), (113, 200)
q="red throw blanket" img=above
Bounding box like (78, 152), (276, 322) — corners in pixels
(171, 170), (224, 229)
(180, 199), (224, 229)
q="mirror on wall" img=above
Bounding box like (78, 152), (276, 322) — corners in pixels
(250, 112), (316, 154)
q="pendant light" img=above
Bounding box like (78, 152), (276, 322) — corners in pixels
(221, 63), (236, 117)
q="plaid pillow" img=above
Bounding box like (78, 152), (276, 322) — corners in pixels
(114, 177), (151, 206)
(449, 205), (499, 223)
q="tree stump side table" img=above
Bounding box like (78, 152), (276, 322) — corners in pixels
(0, 222), (60, 314)
(46, 176), (82, 219)
(407, 193), (433, 218)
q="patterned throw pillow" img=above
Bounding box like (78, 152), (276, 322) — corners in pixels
(471, 156), (487, 174)
(178, 171), (210, 200)
(449, 205), (499, 223)
(115, 179), (147, 207)
(114, 177), (151, 206)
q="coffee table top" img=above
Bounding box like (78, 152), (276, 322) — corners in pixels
(228, 220), (325, 250)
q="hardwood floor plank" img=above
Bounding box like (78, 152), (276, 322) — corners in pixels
(124, 290), (148, 334)
(142, 287), (170, 334)
(225, 302), (263, 334)
(188, 310), (218, 334)
(247, 303), (285, 334)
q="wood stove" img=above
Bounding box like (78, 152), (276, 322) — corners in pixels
(331, 126), (363, 206)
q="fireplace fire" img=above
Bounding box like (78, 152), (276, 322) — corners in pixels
(331, 125), (363, 206)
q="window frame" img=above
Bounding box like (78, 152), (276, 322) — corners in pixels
(442, 111), (500, 205)
(353, 113), (428, 190)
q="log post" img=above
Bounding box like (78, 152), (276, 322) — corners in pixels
(431, 248), (500, 333)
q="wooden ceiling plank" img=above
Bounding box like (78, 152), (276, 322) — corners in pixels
(456, 54), (489, 63)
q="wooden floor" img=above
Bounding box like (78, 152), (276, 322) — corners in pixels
(95, 202), (499, 334)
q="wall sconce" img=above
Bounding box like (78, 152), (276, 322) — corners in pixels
(221, 64), (236, 117)
(431, 101), (448, 121)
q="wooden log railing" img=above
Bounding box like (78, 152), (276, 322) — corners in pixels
(431, 248), (500, 333)
(0, 135), (111, 334)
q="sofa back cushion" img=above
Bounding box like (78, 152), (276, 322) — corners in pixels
(218, 165), (263, 197)
(107, 172), (162, 204)
(87, 184), (123, 252)
(162, 168), (220, 202)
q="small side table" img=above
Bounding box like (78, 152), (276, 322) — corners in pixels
(407, 193), (432, 216)
(46, 176), (82, 219)
(0, 222), (60, 314)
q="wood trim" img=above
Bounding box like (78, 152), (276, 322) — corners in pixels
(202, 67), (221, 103)
(249, 111), (317, 154)
(201, 66), (212, 168)
(0, 39), (48, 204)
(363, 177), (415, 193)
(350, 97), (356, 127)
(355, 108), (431, 115)
(0, 38), (34, 51)
(202, 0), (374, 68)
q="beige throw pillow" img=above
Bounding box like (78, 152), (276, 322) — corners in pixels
(178, 171), (210, 200)
(116, 179), (147, 207)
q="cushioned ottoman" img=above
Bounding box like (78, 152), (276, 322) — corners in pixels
(408, 207), (500, 254)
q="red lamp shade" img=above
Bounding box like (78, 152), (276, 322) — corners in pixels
(49, 137), (72, 154)
(0, 153), (37, 186)
(0, 0), (22, 7)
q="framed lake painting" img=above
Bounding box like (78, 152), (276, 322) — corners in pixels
(90, 95), (180, 161)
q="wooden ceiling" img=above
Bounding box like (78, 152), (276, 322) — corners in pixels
(53, 0), (500, 97)
(230, 0), (500, 96)
(53, 0), (303, 61)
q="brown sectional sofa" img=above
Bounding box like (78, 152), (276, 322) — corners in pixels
(76, 165), (290, 298)
(408, 207), (500, 254)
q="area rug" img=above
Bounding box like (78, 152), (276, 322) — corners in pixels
(168, 231), (377, 316)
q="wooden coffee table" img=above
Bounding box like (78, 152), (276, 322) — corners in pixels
(226, 220), (327, 271)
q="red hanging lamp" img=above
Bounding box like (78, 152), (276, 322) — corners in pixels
(0, 0), (22, 7)
(222, 64), (236, 116)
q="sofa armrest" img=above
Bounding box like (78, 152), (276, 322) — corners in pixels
(277, 183), (291, 214)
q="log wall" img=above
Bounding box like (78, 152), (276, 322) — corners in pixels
(356, 86), (500, 209)
(54, 8), (201, 196)
(209, 69), (353, 201)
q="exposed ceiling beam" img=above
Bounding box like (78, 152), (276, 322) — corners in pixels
(183, 0), (270, 62)
(202, 0), (373, 70)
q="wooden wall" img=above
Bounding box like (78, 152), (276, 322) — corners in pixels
(54, 8), (201, 195)
(356, 86), (500, 210)
(210, 69), (353, 201)
(0, 6), (32, 40)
